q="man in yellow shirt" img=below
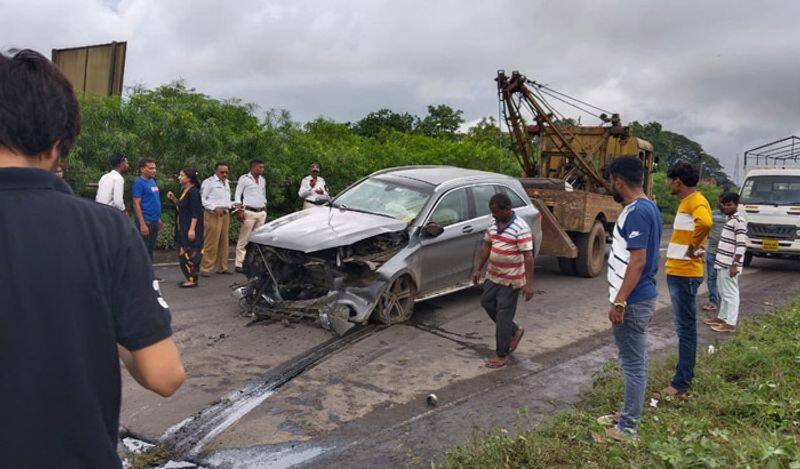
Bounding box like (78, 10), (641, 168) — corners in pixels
(662, 162), (712, 397)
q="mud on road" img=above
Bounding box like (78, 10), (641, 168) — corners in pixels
(120, 249), (800, 468)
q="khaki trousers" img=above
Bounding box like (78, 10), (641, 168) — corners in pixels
(201, 210), (230, 273)
(235, 209), (267, 267)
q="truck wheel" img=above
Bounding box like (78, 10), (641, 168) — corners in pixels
(575, 221), (606, 278)
(558, 257), (577, 276)
(743, 251), (753, 267)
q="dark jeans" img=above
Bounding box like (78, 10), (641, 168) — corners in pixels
(706, 252), (719, 305)
(612, 297), (656, 434)
(135, 219), (159, 260)
(667, 275), (703, 392)
(480, 280), (520, 357)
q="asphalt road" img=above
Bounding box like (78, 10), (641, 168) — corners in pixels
(120, 240), (800, 468)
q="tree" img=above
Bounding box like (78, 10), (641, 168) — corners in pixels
(353, 108), (416, 138)
(415, 104), (464, 140)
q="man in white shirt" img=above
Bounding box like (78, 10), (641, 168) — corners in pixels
(298, 163), (329, 210)
(95, 154), (128, 211)
(233, 159), (268, 273)
(200, 162), (233, 276)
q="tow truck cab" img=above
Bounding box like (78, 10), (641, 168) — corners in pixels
(740, 169), (800, 265)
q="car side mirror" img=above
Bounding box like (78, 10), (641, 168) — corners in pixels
(422, 221), (444, 238)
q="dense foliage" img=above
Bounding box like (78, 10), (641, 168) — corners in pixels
(64, 82), (733, 248)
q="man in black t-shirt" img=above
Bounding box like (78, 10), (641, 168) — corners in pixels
(0, 49), (185, 468)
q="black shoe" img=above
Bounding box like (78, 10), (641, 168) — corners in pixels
(217, 270), (233, 275)
(235, 267), (244, 274)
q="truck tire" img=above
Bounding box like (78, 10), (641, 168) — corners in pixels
(575, 221), (606, 278)
(743, 251), (753, 267)
(558, 257), (578, 276)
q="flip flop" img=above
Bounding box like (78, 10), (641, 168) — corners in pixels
(485, 357), (509, 368)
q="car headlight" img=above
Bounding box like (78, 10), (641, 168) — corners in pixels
(796, 228), (800, 238)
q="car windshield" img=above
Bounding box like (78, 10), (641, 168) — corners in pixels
(741, 175), (800, 205)
(333, 176), (433, 221)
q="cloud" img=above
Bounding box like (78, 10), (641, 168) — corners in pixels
(3, 0), (798, 178)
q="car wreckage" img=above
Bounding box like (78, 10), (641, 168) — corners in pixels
(233, 166), (542, 335)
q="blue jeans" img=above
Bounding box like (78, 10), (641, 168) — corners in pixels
(706, 253), (719, 305)
(667, 275), (703, 392)
(613, 297), (656, 434)
(134, 219), (159, 260)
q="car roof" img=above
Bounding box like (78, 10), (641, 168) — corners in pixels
(373, 165), (515, 187)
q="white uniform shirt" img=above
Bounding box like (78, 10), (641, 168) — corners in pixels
(298, 175), (329, 202)
(201, 174), (232, 211)
(95, 169), (125, 211)
(235, 172), (267, 209)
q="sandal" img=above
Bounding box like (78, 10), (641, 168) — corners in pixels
(485, 357), (509, 368)
(179, 282), (198, 288)
(703, 317), (724, 325)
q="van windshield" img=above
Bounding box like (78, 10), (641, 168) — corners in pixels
(741, 175), (800, 205)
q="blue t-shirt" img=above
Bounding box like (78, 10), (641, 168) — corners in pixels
(607, 198), (663, 303)
(131, 177), (162, 222)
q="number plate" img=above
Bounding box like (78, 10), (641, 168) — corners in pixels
(762, 239), (779, 252)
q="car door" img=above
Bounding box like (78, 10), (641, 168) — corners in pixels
(467, 184), (498, 272)
(418, 188), (476, 294)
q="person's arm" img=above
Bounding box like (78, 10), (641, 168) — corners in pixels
(118, 339), (184, 397)
(113, 220), (185, 397)
(298, 177), (313, 199)
(113, 174), (125, 211)
(731, 218), (748, 276)
(689, 202), (713, 254)
(200, 180), (213, 211)
(472, 239), (491, 284)
(95, 175), (109, 203)
(234, 176), (245, 206)
(131, 181), (148, 236)
(609, 249), (646, 324)
(521, 250), (535, 301)
(188, 188), (202, 242)
(319, 178), (329, 195)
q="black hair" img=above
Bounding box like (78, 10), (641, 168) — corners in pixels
(0, 49), (80, 158)
(719, 192), (740, 204)
(606, 156), (644, 187)
(249, 159), (263, 167)
(489, 192), (512, 210)
(108, 153), (127, 169)
(181, 167), (201, 188)
(215, 162), (228, 169)
(139, 157), (156, 169)
(667, 161), (700, 187)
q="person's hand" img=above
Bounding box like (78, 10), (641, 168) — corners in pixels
(608, 304), (624, 325)
(472, 269), (481, 285)
(167, 191), (176, 202)
(140, 223), (150, 238)
(158, 220), (164, 231)
(686, 246), (705, 259)
(188, 229), (196, 242)
(309, 178), (317, 187)
(729, 264), (739, 278)
(315, 188), (324, 194)
(522, 284), (534, 301)
(214, 207), (225, 216)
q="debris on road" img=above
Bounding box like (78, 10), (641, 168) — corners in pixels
(427, 393), (439, 407)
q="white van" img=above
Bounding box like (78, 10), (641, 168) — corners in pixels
(739, 168), (800, 265)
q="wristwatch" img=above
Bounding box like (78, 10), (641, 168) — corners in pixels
(613, 301), (627, 312)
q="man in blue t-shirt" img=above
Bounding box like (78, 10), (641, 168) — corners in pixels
(132, 158), (163, 260)
(604, 156), (663, 441)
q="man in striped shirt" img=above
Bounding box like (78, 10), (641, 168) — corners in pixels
(472, 193), (535, 368)
(662, 162), (712, 398)
(704, 193), (747, 332)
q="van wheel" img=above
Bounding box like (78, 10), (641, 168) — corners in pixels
(743, 251), (753, 267)
(575, 221), (606, 278)
(372, 275), (417, 325)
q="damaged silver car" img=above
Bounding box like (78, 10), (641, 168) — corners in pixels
(234, 166), (542, 334)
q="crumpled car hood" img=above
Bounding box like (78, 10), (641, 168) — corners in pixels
(249, 206), (409, 253)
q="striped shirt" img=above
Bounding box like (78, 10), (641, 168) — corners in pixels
(607, 198), (662, 303)
(483, 213), (534, 288)
(665, 191), (712, 277)
(714, 211), (748, 273)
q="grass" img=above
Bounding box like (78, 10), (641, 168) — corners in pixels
(438, 298), (800, 468)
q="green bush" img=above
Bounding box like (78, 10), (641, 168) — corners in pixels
(65, 83), (519, 249)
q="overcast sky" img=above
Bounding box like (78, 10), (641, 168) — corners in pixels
(3, 0), (799, 179)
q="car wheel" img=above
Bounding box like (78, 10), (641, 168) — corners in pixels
(743, 251), (753, 267)
(575, 221), (606, 278)
(372, 275), (417, 325)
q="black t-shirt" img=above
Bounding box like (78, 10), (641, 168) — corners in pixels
(0, 168), (173, 468)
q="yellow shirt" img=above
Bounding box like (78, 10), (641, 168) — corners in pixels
(665, 191), (712, 277)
